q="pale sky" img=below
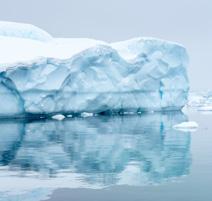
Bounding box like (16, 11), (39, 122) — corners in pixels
(0, 0), (211, 90)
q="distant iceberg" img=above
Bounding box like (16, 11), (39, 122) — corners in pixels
(188, 91), (212, 112)
(0, 21), (189, 117)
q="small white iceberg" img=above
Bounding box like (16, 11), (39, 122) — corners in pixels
(173, 121), (198, 132)
(51, 114), (65, 121)
(81, 112), (94, 118)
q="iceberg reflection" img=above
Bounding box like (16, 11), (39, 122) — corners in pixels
(0, 112), (191, 200)
(0, 112), (191, 189)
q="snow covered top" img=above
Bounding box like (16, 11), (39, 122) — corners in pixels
(0, 21), (53, 42)
(112, 37), (187, 64)
(0, 36), (106, 67)
(0, 21), (187, 69)
(0, 21), (106, 66)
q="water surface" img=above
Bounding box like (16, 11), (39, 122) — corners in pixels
(0, 109), (211, 201)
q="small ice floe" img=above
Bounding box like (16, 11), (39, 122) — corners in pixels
(81, 112), (93, 118)
(173, 121), (198, 132)
(67, 114), (73, 118)
(51, 114), (65, 121)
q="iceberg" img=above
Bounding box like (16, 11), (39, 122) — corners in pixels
(188, 91), (212, 113)
(0, 22), (189, 117)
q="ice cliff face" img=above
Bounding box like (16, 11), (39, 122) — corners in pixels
(0, 22), (189, 117)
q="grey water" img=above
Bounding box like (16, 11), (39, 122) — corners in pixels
(0, 109), (211, 201)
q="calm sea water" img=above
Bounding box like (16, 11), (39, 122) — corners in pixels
(0, 108), (211, 201)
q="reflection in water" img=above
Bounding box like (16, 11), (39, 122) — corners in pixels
(0, 112), (191, 201)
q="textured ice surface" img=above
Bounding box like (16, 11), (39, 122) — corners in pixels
(0, 113), (191, 200)
(0, 22), (189, 117)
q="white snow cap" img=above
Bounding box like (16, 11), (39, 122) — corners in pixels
(0, 21), (53, 42)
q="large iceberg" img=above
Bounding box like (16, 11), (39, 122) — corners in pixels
(0, 22), (189, 117)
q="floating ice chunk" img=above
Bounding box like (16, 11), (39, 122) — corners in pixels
(81, 112), (94, 118)
(173, 121), (198, 132)
(51, 114), (65, 121)
(67, 114), (73, 118)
